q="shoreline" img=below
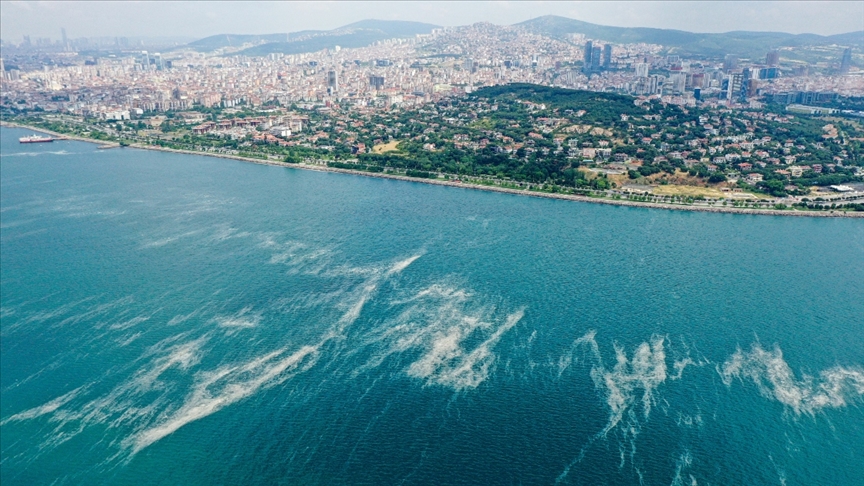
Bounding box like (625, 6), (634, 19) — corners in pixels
(3, 121), (862, 218)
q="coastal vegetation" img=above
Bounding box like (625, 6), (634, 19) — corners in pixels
(6, 83), (864, 214)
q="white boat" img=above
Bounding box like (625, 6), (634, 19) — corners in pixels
(19, 134), (54, 143)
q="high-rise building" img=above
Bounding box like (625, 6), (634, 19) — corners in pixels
(649, 75), (662, 94)
(759, 67), (779, 79)
(603, 44), (612, 68)
(723, 55), (738, 72)
(327, 70), (339, 91)
(726, 73), (743, 101)
(635, 63), (649, 78)
(671, 72), (686, 93)
(560, 69), (579, 85)
(740, 69), (752, 102)
(591, 46), (601, 71)
(464, 58), (475, 73)
(583, 41), (593, 73)
(747, 79), (759, 98)
(61, 28), (67, 44)
(690, 72), (705, 89)
(141, 51), (150, 71)
(840, 47), (852, 73)
(369, 75), (385, 90)
(766, 50), (780, 66)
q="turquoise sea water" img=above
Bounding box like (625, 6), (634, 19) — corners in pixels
(1, 126), (863, 485)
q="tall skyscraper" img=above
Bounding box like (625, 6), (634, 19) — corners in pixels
(691, 72), (705, 89)
(747, 79), (759, 98)
(766, 50), (780, 66)
(739, 68), (751, 102)
(327, 70), (339, 91)
(369, 75), (385, 90)
(583, 41), (593, 73)
(61, 28), (67, 44)
(635, 63), (649, 78)
(591, 46), (601, 71)
(840, 47), (852, 73)
(603, 44), (612, 68)
(671, 72), (686, 93)
(141, 51), (150, 71)
(759, 67), (778, 79)
(723, 55), (738, 72)
(726, 73), (743, 102)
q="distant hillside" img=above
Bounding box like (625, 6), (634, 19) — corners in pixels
(185, 19), (439, 56)
(187, 34), (293, 52)
(516, 15), (864, 58)
(336, 19), (440, 38)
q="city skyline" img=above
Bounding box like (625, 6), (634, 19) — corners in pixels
(2, 1), (863, 42)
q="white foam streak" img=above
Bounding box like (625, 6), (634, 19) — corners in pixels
(720, 344), (864, 415)
(409, 309), (523, 391)
(672, 358), (695, 380)
(167, 309), (202, 326)
(142, 230), (202, 249)
(1, 150), (73, 157)
(557, 330), (599, 378)
(109, 316), (150, 331)
(360, 282), (523, 391)
(2, 250), (424, 457)
(568, 332), (668, 434)
(135, 338), (206, 389)
(388, 254), (423, 275)
(1, 386), (85, 425)
(670, 450), (694, 486)
(214, 306), (261, 329)
(128, 252), (420, 451)
(130, 345), (318, 453)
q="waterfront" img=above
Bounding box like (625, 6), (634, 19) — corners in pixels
(4, 122), (861, 218)
(1, 126), (863, 485)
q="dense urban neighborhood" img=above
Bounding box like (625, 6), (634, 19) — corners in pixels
(3, 18), (864, 212)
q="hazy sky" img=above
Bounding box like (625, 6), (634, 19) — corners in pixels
(2, 1), (863, 41)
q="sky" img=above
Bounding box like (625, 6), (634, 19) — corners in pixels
(2, 1), (863, 42)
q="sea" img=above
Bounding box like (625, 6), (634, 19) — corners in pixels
(1, 126), (863, 485)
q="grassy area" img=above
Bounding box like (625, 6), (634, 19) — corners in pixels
(818, 116), (862, 131)
(372, 140), (401, 154)
(651, 184), (740, 199)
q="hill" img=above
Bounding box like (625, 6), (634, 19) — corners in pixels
(185, 20), (439, 55)
(516, 15), (864, 58)
(336, 19), (440, 38)
(187, 33), (293, 52)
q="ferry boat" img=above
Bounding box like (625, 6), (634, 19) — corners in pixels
(19, 134), (54, 143)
